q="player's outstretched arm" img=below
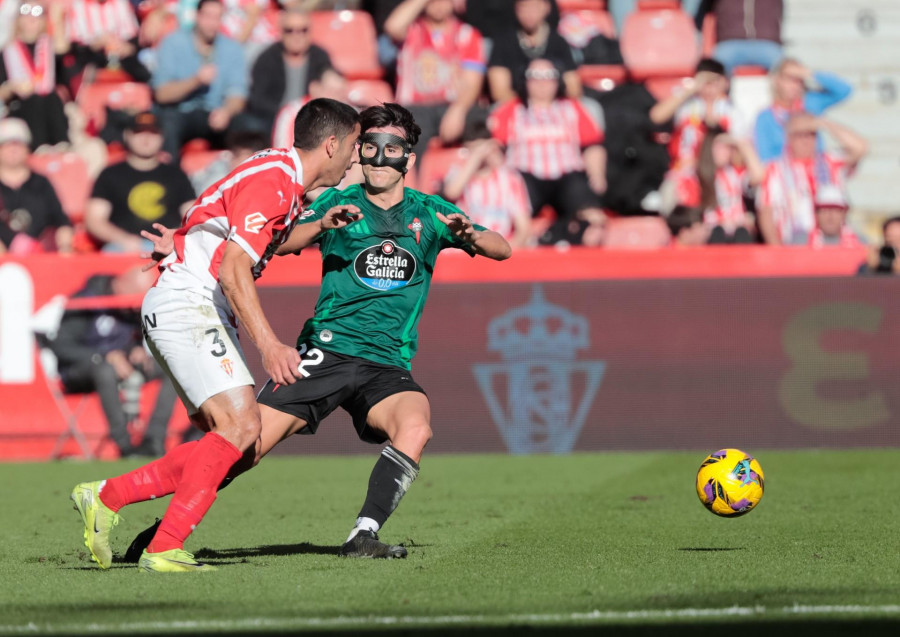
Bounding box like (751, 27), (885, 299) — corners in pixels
(139, 223), (176, 272)
(435, 212), (512, 261)
(276, 205), (363, 255)
(219, 242), (302, 386)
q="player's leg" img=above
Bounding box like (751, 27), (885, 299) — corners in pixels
(138, 385), (260, 572)
(341, 390), (431, 559)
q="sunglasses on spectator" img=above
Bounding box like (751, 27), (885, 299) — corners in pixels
(283, 26), (310, 34)
(525, 69), (559, 80)
(19, 3), (44, 17)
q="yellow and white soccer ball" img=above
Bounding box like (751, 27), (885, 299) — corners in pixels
(696, 448), (764, 517)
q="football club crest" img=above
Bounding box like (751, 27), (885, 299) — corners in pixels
(408, 218), (423, 244)
(472, 287), (605, 454)
(220, 358), (234, 377)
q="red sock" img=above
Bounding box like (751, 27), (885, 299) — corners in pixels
(147, 432), (243, 554)
(98, 441), (199, 513)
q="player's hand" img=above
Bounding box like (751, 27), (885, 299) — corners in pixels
(140, 223), (176, 272)
(318, 205), (363, 231)
(261, 341), (303, 386)
(435, 211), (481, 245)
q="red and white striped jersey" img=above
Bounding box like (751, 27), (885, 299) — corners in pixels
(807, 226), (862, 248)
(220, 0), (279, 45)
(489, 98), (604, 180)
(395, 18), (485, 105)
(707, 165), (750, 228)
(271, 96), (309, 149)
(65, 0), (139, 46)
(757, 152), (849, 244)
(156, 147), (308, 306)
(670, 96), (746, 169)
(448, 164), (531, 239)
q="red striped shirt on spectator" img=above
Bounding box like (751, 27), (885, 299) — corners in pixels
(489, 98), (604, 180)
(395, 18), (485, 105)
(448, 163), (531, 240)
(65, 0), (139, 46)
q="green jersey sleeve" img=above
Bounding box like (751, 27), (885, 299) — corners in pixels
(425, 195), (488, 256)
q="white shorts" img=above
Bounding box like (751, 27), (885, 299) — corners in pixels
(141, 286), (255, 415)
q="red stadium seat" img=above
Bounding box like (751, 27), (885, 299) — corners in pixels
(77, 81), (153, 133)
(27, 152), (92, 222)
(620, 5), (700, 81)
(347, 79), (394, 107)
(603, 216), (671, 248)
(645, 75), (693, 100)
(310, 11), (383, 80)
(558, 0), (606, 11)
(416, 143), (466, 196)
(181, 149), (228, 178)
(578, 64), (627, 92)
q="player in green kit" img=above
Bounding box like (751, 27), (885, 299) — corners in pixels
(126, 103), (511, 560)
(254, 103), (511, 557)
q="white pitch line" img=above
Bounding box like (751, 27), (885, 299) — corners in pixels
(3, 605), (900, 634)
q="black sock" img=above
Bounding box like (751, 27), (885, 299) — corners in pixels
(357, 446), (419, 529)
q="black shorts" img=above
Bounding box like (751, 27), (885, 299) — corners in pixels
(521, 171), (603, 219)
(256, 344), (426, 444)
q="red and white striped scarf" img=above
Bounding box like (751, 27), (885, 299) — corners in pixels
(807, 226), (861, 248)
(2, 36), (55, 95)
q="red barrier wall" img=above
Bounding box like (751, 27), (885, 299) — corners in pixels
(2, 246), (895, 460)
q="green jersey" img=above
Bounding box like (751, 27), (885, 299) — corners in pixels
(298, 184), (486, 369)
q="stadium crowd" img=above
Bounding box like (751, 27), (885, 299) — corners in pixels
(0, 0), (895, 259)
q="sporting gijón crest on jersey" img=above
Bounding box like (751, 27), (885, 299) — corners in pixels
(299, 184), (486, 369)
(155, 147), (308, 306)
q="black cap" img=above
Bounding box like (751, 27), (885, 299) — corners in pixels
(128, 111), (160, 134)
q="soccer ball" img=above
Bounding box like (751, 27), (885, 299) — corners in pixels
(696, 448), (764, 517)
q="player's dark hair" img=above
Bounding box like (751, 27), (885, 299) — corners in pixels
(359, 103), (421, 149)
(196, 0), (222, 13)
(293, 98), (360, 151)
(696, 57), (727, 78)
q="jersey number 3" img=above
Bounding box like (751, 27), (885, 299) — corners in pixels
(206, 328), (227, 357)
(297, 342), (324, 378)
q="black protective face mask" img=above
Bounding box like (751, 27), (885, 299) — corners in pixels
(358, 132), (411, 174)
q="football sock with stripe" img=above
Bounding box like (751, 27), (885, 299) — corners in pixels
(347, 446), (419, 542)
(98, 441), (199, 513)
(147, 432), (242, 553)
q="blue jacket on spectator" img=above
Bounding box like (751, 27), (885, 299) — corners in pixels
(754, 71), (852, 161)
(152, 29), (248, 113)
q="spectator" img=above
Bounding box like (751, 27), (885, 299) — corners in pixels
(385, 0), (487, 156)
(697, 0), (783, 76)
(245, 5), (333, 136)
(0, 0), (21, 49)
(698, 127), (763, 244)
(859, 216), (900, 276)
(152, 0), (248, 161)
(0, 1), (70, 148)
(189, 129), (268, 194)
(464, 0), (559, 43)
(650, 58), (753, 215)
(489, 58), (606, 247)
(85, 111), (195, 253)
(756, 112), (867, 245)
(271, 66), (350, 149)
(0, 117), (72, 254)
(442, 117), (532, 248)
(754, 58), (852, 162)
(666, 204), (708, 246)
(50, 266), (178, 458)
(807, 184), (862, 248)
(220, 0), (279, 63)
(487, 0), (580, 103)
(63, 0), (150, 82)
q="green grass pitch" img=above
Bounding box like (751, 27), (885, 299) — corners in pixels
(2, 450), (899, 636)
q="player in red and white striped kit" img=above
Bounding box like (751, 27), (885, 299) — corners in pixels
(70, 98), (363, 573)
